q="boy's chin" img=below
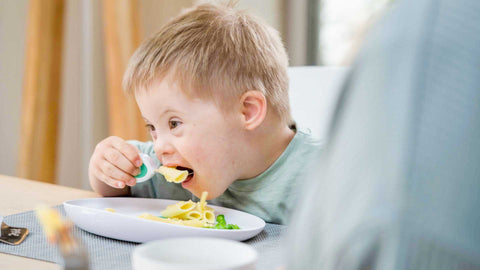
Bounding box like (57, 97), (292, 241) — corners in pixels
(189, 187), (225, 200)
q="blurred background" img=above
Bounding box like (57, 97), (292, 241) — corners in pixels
(0, 0), (390, 189)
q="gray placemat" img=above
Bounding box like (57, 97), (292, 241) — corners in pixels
(0, 205), (286, 269)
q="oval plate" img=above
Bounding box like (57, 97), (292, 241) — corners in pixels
(63, 197), (265, 243)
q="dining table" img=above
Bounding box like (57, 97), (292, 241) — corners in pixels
(0, 174), (99, 270)
(0, 174), (286, 270)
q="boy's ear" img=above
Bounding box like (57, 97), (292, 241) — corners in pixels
(240, 90), (267, 130)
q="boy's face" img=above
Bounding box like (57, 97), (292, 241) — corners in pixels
(135, 78), (244, 199)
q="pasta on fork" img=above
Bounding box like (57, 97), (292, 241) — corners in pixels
(156, 166), (189, 183)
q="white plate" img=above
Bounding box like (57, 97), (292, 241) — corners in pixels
(63, 198), (265, 243)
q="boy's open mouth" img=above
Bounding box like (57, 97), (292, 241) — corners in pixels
(176, 166), (194, 185)
(175, 166), (193, 175)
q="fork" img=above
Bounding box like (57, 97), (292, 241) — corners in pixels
(36, 207), (89, 270)
(57, 224), (89, 270)
(0, 215), (29, 245)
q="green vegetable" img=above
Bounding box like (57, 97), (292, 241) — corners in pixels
(216, 214), (226, 225)
(214, 223), (226, 229)
(207, 214), (240, 230)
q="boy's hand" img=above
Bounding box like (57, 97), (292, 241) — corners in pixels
(89, 136), (142, 192)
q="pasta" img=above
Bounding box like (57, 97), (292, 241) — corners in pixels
(160, 200), (196, 217)
(198, 191), (207, 211)
(153, 191), (214, 227)
(176, 210), (202, 220)
(138, 213), (208, 227)
(203, 210), (216, 223)
(137, 191), (240, 229)
(156, 166), (188, 183)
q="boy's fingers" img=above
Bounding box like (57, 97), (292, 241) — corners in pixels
(108, 137), (142, 167)
(101, 160), (137, 186)
(97, 171), (127, 189)
(104, 148), (140, 176)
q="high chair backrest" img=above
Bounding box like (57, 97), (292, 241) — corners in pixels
(288, 66), (349, 141)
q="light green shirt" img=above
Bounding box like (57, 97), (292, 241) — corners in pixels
(128, 130), (322, 224)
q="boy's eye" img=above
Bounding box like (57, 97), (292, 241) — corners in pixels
(169, 120), (182, 129)
(145, 124), (155, 132)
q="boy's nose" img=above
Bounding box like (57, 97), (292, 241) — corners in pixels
(153, 138), (175, 160)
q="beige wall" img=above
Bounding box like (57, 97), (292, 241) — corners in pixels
(0, 0), (28, 178)
(196, 0), (283, 33)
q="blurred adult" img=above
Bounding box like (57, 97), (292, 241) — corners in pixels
(285, 0), (480, 269)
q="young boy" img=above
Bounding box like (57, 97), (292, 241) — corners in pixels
(89, 3), (322, 224)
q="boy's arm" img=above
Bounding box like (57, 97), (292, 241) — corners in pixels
(88, 136), (143, 197)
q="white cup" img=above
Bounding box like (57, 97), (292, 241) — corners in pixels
(132, 237), (258, 270)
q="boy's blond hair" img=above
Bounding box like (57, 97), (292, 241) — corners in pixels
(123, 2), (291, 124)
